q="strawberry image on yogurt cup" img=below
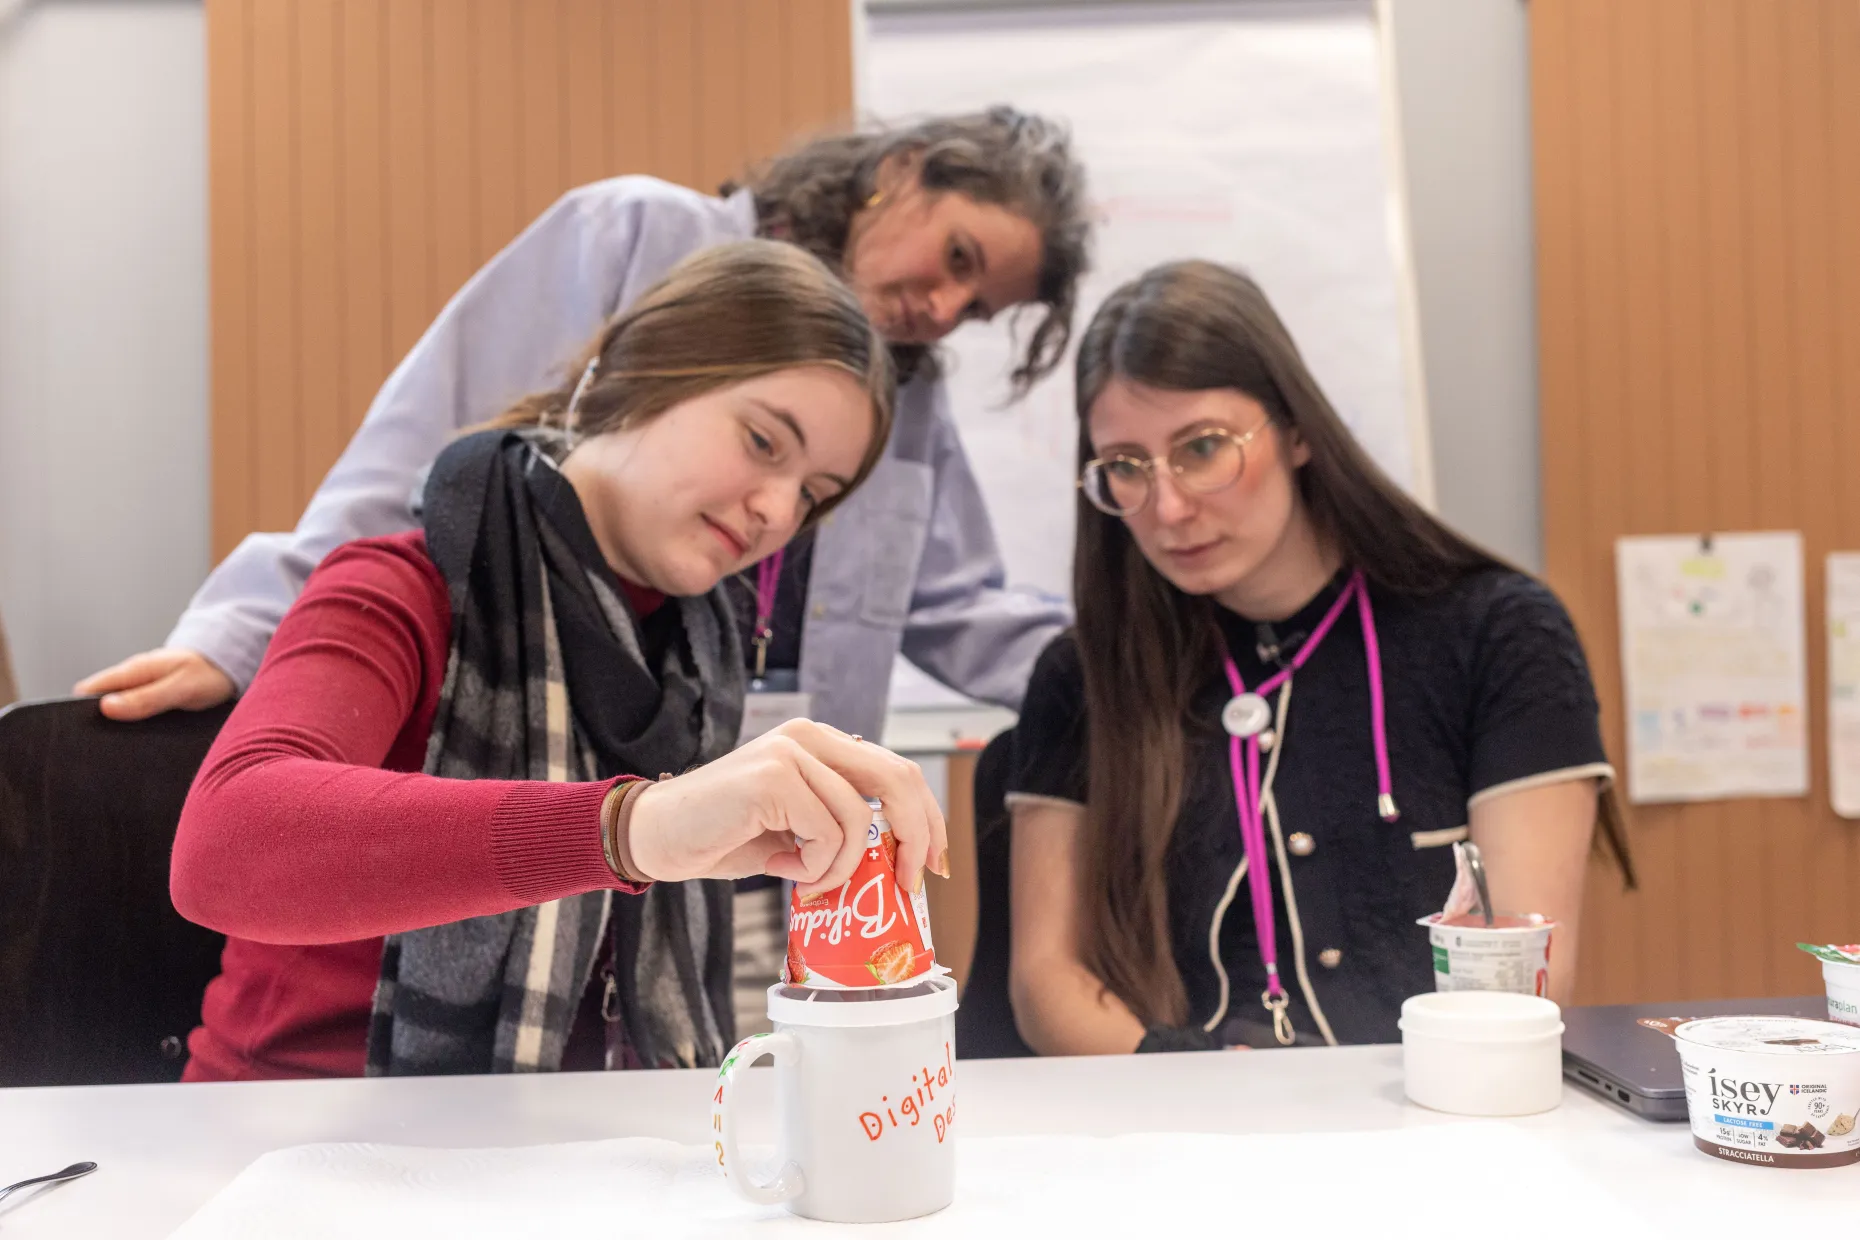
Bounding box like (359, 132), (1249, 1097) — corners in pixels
(782, 800), (936, 990)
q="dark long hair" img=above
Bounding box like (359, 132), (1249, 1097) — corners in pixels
(729, 105), (1091, 396)
(1070, 261), (1633, 1026)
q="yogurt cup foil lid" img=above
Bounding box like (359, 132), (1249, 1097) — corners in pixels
(1798, 942), (1860, 966)
(1675, 1015), (1860, 1056)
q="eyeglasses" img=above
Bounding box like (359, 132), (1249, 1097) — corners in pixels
(1078, 423), (1266, 517)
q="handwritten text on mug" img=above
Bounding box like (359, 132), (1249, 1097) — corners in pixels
(859, 1041), (957, 1144)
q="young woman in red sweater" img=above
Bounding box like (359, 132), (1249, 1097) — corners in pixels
(171, 241), (946, 1080)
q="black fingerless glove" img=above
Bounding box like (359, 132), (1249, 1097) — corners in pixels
(1134, 1025), (1220, 1054)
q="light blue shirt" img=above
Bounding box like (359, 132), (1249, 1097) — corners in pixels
(169, 176), (1070, 740)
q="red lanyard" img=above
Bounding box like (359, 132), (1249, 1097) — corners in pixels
(752, 549), (785, 681)
(1218, 571), (1397, 1045)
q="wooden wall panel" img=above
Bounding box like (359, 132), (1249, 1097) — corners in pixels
(1533, 0), (1860, 1003)
(336, 2), (389, 469)
(562, 0), (612, 191)
(295, 0), (343, 507)
(207, 0), (854, 559)
(247, 2), (302, 537)
(207, 0), (254, 560)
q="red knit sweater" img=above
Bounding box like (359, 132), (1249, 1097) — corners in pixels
(172, 531), (654, 1081)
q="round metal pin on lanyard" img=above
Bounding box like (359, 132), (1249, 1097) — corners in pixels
(1221, 693), (1273, 738)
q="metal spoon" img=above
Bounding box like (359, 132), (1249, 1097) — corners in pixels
(1462, 842), (1495, 927)
(0, 1161), (97, 1205)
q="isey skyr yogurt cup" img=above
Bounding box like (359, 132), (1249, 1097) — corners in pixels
(1673, 1016), (1860, 1168)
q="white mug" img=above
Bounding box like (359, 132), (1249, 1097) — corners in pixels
(712, 973), (959, 1223)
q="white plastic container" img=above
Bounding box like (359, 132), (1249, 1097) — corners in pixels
(1822, 959), (1860, 1028)
(1673, 1015), (1860, 1168)
(1399, 991), (1564, 1117)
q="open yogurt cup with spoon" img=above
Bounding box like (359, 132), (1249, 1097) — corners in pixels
(1419, 841), (1557, 998)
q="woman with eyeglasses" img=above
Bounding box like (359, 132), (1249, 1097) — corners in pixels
(1003, 261), (1633, 1055)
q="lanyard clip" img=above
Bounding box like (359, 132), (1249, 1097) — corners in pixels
(1260, 986), (1294, 1047)
(600, 967), (620, 1024)
(753, 629), (772, 680)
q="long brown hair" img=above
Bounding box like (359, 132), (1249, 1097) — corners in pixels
(730, 105), (1091, 396)
(488, 239), (894, 525)
(1069, 261), (1634, 1027)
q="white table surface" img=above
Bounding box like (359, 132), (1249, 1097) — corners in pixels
(0, 1045), (1841, 1236)
(880, 703), (1014, 755)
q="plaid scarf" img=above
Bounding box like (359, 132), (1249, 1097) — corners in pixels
(365, 429), (743, 1076)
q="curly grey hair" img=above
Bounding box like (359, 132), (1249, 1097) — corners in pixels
(728, 105), (1092, 397)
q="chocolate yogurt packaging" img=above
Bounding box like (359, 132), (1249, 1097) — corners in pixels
(783, 800), (937, 990)
(1672, 1015), (1860, 1168)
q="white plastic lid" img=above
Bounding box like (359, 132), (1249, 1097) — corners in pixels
(766, 971), (957, 1028)
(1673, 1015), (1860, 1056)
(1398, 991), (1563, 1042)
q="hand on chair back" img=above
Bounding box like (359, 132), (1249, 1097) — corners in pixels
(74, 648), (235, 722)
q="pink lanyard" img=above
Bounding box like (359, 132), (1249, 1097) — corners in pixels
(1218, 570), (1397, 1044)
(751, 549), (785, 681)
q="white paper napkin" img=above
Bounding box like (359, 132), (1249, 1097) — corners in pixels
(170, 1125), (1641, 1239)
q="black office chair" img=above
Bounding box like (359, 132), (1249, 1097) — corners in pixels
(0, 697), (232, 1086)
(955, 727), (1036, 1059)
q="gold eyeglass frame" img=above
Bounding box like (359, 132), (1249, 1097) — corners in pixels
(1077, 421), (1267, 517)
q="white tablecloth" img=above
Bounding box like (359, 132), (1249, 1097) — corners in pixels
(169, 1127), (1637, 1238)
(0, 1047), (1842, 1236)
